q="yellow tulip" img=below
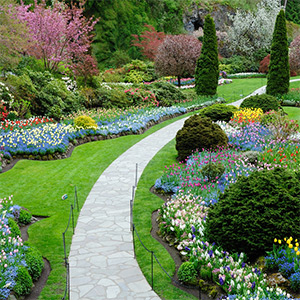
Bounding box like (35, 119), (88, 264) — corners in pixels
(290, 237), (293, 241)
(284, 238), (287, 241)
(297, 251), (300, 256)
(289, 244), (293, 249)
(295, 247), (298, 252)
(296, 243), (299, 247)
(278, 240), (282, 244)
(274, 238), (277, 243)
(287, 239), (291, 244)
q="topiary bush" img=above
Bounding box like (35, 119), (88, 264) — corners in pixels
(24, 246), (44, 281)
(240, 94), (280, 113)
(18, 209), (32, 225)
(205, 168), (300, 260)
(177, 262), (197, 284)
(198, 104), (238, 122)
(175, 115), (228, 162)
(8, 218), (21, 238)
(13, 266), (33, 297)
(200, 162), (225, 182)
(74, 115), (98, 130)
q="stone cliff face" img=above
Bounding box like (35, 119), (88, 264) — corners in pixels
(183, 3), (235, 33)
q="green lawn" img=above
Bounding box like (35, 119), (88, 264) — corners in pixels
(0, 110), (201, 299)
(283, 106), (300, 122)
(289, 80), (300, 89)
(217, 77), (267, 102)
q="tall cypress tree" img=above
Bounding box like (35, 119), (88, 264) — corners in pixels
(195, 14), (219, 96)
(266, 9), (290, 95)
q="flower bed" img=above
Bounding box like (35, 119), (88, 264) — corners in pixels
(0, 196), (25, 299)
(0, 106), (186, 159)
(155, 108), (300, 299)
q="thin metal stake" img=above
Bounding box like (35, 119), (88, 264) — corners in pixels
(151, 251), (154, 289)
(133, 224), (136, 259)
(75, 185), (79, 212)
(71, 204), (74, 234)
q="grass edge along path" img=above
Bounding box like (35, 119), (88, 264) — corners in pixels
(0, 110), (199, 300)
(133, 139), (197, 300)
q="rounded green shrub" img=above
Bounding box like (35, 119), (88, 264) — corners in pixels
(198, 104), (238, 122)
(149, 82), (186, 106)
(177, 262), (197, 284)
(25, 246), (44, 281)
(175, 115), (228, 162)
(74, 115), (97, 130)
(205, 168), (300, 260)
(13, 266), (33, 297)
(240, 94), (280, 113)
(8, 218), (21, 238)
(201, 162), (225, 181)
(18, 209), (32, 225)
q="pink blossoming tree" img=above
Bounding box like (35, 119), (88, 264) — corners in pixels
(15, 0), (99, 73)
(154, 35), (202, 87)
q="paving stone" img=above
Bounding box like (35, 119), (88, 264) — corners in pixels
(69, 118), (190, 299)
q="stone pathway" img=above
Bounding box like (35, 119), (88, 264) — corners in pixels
(69, 117), (188, 299)
(69, 79), (300, 299)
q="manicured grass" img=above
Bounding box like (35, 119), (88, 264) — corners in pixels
(0, 110), (198, 299)
(283, 106), (300, 122)
(133, 139), (196, 299)
(217, 77), (267, 102)
(289, 80), (300, 89)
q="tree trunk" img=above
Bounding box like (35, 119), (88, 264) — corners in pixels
(178, 75), (181, 88)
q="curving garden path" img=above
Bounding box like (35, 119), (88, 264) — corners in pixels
(69, 80), (300, 299)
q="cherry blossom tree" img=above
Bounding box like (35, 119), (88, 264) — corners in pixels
(154, 35), (202, 87)
(15, 0), (99, 72)
(131, 24), (166, 61)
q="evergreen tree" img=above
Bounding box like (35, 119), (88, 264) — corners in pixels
(195, 14), (219, 96)
(266, 9), (290, 95)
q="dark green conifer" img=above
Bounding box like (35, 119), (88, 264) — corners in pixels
(195, 14), (219, 96)
(266, 9), (290, 95)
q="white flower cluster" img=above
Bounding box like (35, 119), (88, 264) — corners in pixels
(62, 76), (77, 92)
(0, 81), (14, 108)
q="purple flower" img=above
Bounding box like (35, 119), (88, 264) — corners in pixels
(251, 282), (255, 289)
(185, 246), (191, 251)
(219, 277), (225, 285)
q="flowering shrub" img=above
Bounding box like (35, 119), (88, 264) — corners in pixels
(124, 88), (158, 107)
(61, 76), (77, 92)
(0, 82), (14, 109)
